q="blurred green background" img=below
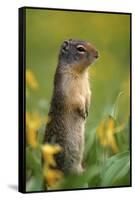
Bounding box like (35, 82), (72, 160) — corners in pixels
(25, 8), (131, 191)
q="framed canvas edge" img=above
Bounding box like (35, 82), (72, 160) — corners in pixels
(19, 7), (26, 193)
(18, 6), (132, 193)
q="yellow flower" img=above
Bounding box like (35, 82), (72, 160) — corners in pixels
(45, 168), (63, 189)
(26, 69), (38, 90)
(96, 115), (125, 153)
(42, 144), (62, 167)
(26, 112), (42, 148)
(42, 144), (63, 189)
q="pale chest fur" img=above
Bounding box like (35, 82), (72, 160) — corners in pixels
(61, 70), (91, 113)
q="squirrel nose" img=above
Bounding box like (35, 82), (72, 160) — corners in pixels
(94, 50), (99, 59)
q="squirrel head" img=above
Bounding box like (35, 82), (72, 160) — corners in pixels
(58, 39), (99, 73)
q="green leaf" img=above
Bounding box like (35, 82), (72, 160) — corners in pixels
(26, 147), (42, 177)
(101, 151), (130, 187)
(60, 165), (100, 189)
(111, 91), (124, 119)
(26, 176), (44, 192)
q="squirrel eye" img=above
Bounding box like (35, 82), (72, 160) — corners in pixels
(77, 45), (86, 53)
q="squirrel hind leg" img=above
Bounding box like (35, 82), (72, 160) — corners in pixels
(69, 163), (84, 175)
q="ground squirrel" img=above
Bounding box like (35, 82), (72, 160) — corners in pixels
(44, 39), (99, 174)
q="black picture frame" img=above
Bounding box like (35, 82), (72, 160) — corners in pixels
(19, 6), (132, 193)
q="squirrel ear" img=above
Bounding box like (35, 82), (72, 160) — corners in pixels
(62, 40), (69, 52)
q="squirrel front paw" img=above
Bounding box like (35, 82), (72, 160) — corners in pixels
(76, 107), (86, 119)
